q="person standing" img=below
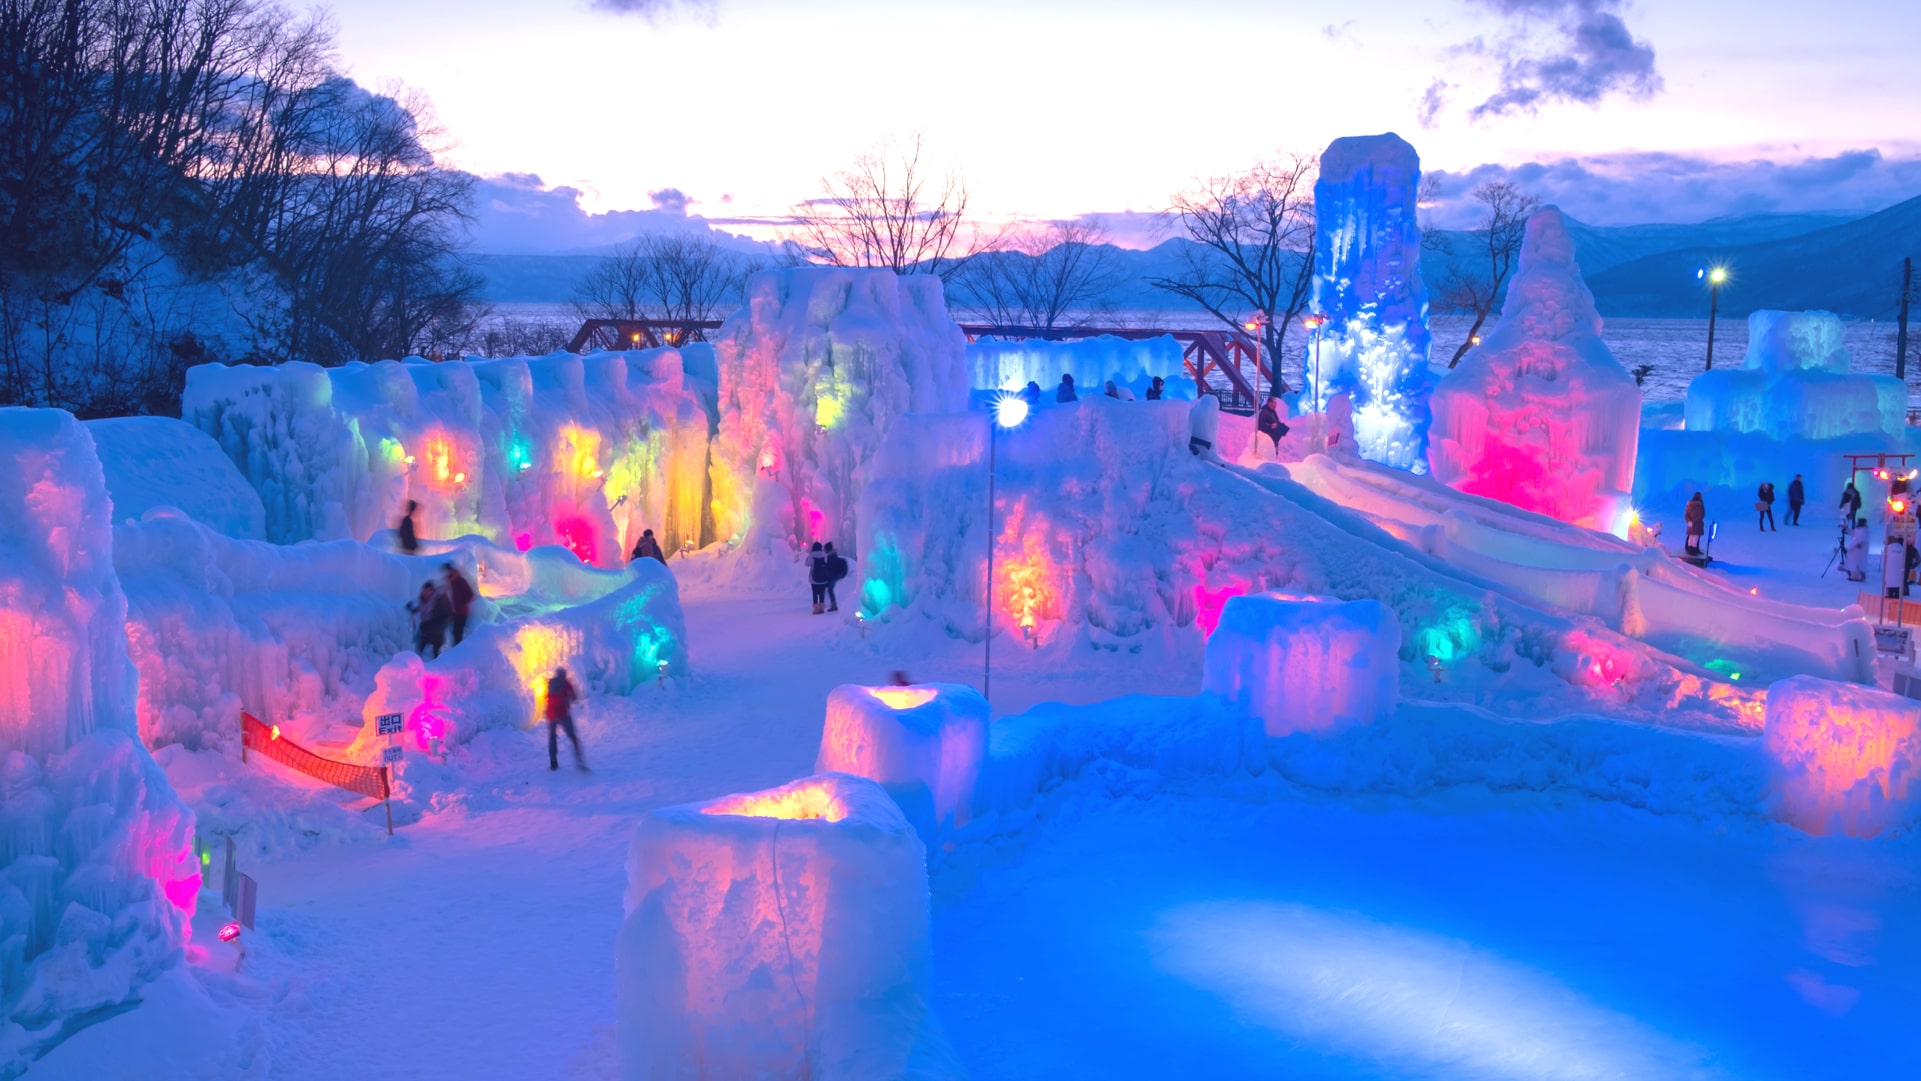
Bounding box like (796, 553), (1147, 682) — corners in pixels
(1055, 374), (1077, 403)
(1020, 381), (1042, 407)
(823, 542), (850, 612)
(807, 541), (830, 614)
(398, 500), (420, 553)
(1840, 479), (1863, 521)
(407, 582), (436, 655)
(630, 528), (666, 565)
(1844, 518), (1870, 582)
(1756, 481), (1776, 531)
(1146, 376), (1165, 401)
(1684, 492), (1706, 556)
(416, 580), (451, 658)
(545, 667), (587, 772)
(1786, 474), (1805, 525)
(442, 563), (475, 646)
(1256, 397), (1290, 458)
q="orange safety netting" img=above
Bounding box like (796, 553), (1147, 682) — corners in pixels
(241, 713), (390, 801)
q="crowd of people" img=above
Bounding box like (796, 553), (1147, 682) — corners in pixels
(1038, 373), (1170, 404)
(1678, 473), (1918, 597)
(406, 562), (476, 658)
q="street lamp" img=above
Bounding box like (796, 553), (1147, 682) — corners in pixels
(983, 393), (1029, 705)
(1699, 266), (1729, 370)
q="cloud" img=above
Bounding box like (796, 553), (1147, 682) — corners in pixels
(460, 173), (770, 254)
(590, 0), (714, 18)
(1417, 80), (1451, 129)
(1421, 148), (1921, 227)
(1456, 0), (1660, 122)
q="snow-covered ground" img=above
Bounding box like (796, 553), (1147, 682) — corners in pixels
(36, 566), (1918, 1081)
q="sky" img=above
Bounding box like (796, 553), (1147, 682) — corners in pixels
(317, 0), (1921, 251)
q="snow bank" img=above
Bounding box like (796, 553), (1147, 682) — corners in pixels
(965, 334), (1188, 400)
(86, 416), (267, 539)
(1310, 133), (1433, 473)
(1203, 594), (1400, 740)
(1763, 675), (1921, 838)
(815, 683), (989, 846)
(0, 409), (197, 1074)
(1684, 311), (1905, 440)
(619, 773), (962, 1081)
(182, 348), (713, 563)
(709, 268), (968, 577)
(356, 559), (687, 753)
(1428, 207), (1640, 532)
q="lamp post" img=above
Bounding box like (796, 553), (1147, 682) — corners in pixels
(983, 394), (1029, 705)
(1701, 266), (1728, 370)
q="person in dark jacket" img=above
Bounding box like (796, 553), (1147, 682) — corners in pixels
(1255, 397), (1290, 457)
(822, 542), (850, 612)
(1684, 492), (1706, 555)
(1019, 381), (1042, 406)
(630, 528), (666, 565)
(1786, 474), (1805, 525)
(413, 580), (451, 658)
(545, 666), (586, 771)
(807, 541), (830, 614)
(407, 582), (435, 653)
(398, 500), (420, 553)
(1906, 540), (1919, 597)
(1756, 481), (1776, 531)
(1840, 480), (1863, 520)
(1055, 374), (1077, 403)
(1145, 376), (1165, 401)
(441, 563), (475, 646)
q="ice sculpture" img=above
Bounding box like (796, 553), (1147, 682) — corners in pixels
(183, 348), (712, 564)
(1427, 207), (1642, 532)
(86, 416), (268, 539)
(966, 334), (1187, 400)
(1203, 594), (1401, 739)
(618, 773), (963, 1081)
(815, 683), (989, 846)
(710, 267), (969, 561)
(0, 409), (198, 1074)
(1309, 132), (1433, 473)
(1763, 675), (1920, 837)
(1685, 311), (1905, 440)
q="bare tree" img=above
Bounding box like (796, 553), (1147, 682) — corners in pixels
(786, 135), (978, 282)
(1429, 180), (1539, 367)
(958, 220), (1122, 328)
(573, 233), (757, 326)
(1150, 153), (1317, 396)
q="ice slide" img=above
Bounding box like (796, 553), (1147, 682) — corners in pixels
(1281, 454), (1872, 686)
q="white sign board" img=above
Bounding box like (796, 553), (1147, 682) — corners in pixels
(376, 712), (404, 736)
(381, 745), (405, 765)
(1873, 625), (1913, 658)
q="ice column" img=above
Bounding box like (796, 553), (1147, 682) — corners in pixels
(1763, 675), (1921, 838)
(618, 773), (963, 1081)
(1427, 207), (1642, 531)
(1203, 593), (1401, 740)
(815, 683), (989, 847)
(0, 408), (198, 1074)
(1310, 133), (1433, 473)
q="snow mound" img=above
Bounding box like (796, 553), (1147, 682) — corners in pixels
(0, 409), (197, 1074)
(1763, 675), (1921, 838)
(1310, 133), (1433, 473)
(709, 267), (968, 580)
(86, 416), (267, 539)
(815, 683), (989, 847)
(1203, 594), (1400, 740)
(182, 348), (713, 563)
(1428, 207), (1641, 532)
(619, 772), (962, 1081)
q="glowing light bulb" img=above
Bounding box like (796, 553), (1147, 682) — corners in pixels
(1709, 267), (1728, 285)
(218, 922), (241, 942)
(269, 724), (280, 741)
(994, 394), (1029, 429)
(453, 472), (466, 484)
(405, 455), (416, 465)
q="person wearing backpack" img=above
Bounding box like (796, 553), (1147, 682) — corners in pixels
(823, 541), (850, 612)
(807, 541), (830, 614)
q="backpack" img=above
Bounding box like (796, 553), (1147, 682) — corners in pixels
(826, 554), (849, 582)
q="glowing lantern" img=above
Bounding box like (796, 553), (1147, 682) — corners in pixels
(621, 773), (942, 1081)
(217, 922), (241, 943)
(1203, 594), (1401, 741)
(816, 683), (989, 845)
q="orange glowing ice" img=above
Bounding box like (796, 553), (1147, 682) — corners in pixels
(868, 686), (938, 709)
(704, 782), (849, 822)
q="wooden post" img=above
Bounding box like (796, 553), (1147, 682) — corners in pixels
(1898, 256), (1912, 383)
(383, 766), (394, 836)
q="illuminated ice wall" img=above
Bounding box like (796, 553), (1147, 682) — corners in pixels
(183, 348), (712, 565)
(0, 409), (198, 1074)
(1427, 207), (1641, 532)
(711, 267), (968, 559)
(1309, 132), (1433, 473)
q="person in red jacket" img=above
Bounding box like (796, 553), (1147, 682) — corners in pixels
(545, 667), (587, 772)
(442, 563), (476, 646)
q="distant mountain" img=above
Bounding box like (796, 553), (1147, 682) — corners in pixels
(1584, 196), (1921, 318)
(464, 205), (1915, 320)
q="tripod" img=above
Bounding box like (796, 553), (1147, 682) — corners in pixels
(1823, 517), (1854, 579)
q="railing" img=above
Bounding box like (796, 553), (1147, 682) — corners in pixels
(567, 319), (723, 353)
(241, 712), (394, 833)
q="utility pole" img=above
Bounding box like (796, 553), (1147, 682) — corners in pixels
(1898, 256), (1912, 383)
(1703, 266), (1727, 371)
